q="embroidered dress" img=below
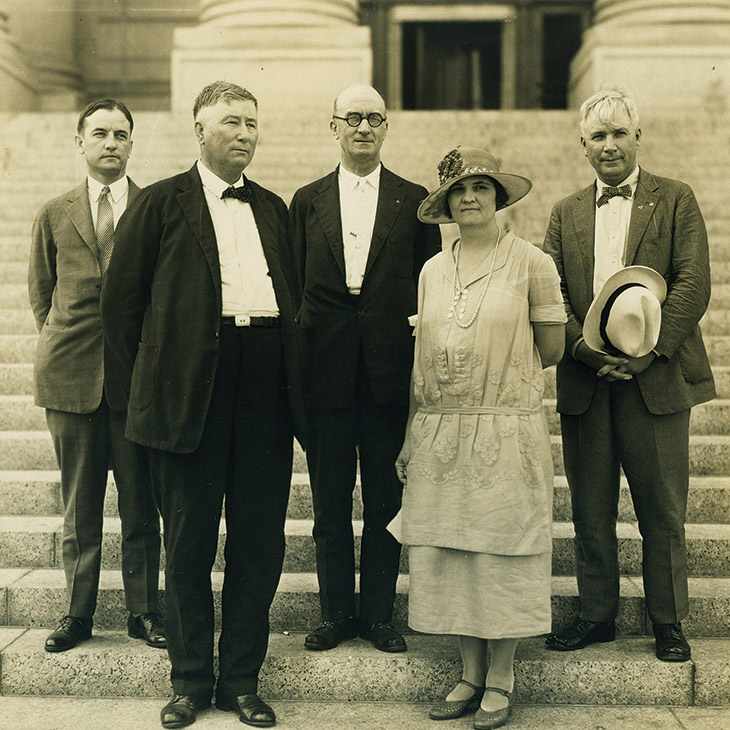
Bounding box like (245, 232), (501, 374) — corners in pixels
(390, 231), (566, 639)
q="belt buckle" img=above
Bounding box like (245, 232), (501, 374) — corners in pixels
(234, 315), (251, 327)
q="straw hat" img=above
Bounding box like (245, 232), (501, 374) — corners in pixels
(583, 266), (667, 358)
(417, 146), (533, 224)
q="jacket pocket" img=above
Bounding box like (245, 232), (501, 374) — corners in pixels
(129, 342), (158, 411)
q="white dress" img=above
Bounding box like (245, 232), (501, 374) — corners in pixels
(389, 232), (567, 639)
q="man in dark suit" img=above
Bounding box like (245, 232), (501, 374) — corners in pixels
(543, 87), (715, 662)
(289, 84), (441, 653)
(102, 81), (303, 729)
(28, 100), (164, 653)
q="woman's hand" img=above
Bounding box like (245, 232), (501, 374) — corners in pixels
(395, 441), (411, 485)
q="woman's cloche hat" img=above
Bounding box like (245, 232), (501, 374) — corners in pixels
(583, 266), (667, 358)
(417, 146), (533, 225)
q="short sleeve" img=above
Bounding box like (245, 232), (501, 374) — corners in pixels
(528, 248), (568, 324)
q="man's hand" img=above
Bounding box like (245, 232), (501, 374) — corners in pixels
(623, 351), (657, 375)
(575, 340), (633, 381)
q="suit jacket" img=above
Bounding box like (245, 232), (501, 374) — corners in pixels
(543, 168), (715, 416)
(28, 178), (140, 413)
(100, 164), (304, 453)
(289, 165), (442, 409)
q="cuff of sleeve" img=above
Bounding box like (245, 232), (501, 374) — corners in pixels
(570, 336), (585, 360)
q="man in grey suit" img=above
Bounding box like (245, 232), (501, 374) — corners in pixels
(543, 86), (715, 662)
(28, 99), (164, 653)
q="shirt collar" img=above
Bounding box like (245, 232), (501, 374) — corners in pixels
(595, 165), (640, 200)
(338, 163), (381, 191)
(88, 175), (128, 203)
(197, 159), (245, 198)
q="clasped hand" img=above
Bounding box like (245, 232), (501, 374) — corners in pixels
(575, 341), (656, 381)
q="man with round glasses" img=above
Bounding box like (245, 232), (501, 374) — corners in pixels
(290, 84), (441, 653)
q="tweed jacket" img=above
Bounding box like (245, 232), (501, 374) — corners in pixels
(543, 168), (715, 416)
(28, 178), (140, 413)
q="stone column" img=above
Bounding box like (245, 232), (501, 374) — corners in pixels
(171, 0), (371, 112)
(0, 4), (36, 111)
(569, 0), (730, 110)
(6, 0), (81, 110)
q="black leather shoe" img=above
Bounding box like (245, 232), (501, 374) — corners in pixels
(128, 612), (167, 648)
(545, 616), (615, 651)
(160, 694), (210, 728)
(304, 618), (358, 650)
(44, 615), (93, 652)
(216, 692), (276, 727)
(360, 620), (407, 653)
(653, 622), (691, 662)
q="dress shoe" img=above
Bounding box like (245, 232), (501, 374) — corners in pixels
(359, 620), (407, 652)
(473, 686), (513, 730)
(429, 679), (484, 720)
(545, 616), (615, 651)
(216, 692), (276, 727)
(304, 617), (357, 650)
(44, 615), (93, 652)
(160, 694), (210, 729)
(128, 612), (167, 648)
(653, 622), (691, 662)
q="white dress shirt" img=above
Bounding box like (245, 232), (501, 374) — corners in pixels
(87, 175), (129, 230)
(593, 165), (640, 297)
(196, 160), (278, 317)
(338, 164), (381, 294)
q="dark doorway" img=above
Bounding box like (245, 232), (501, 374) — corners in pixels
(542, 13), (584, 108)
(402, 22), (502, 110)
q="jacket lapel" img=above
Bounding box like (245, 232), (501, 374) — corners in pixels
(176, 164), (222, 313)
(312, 170), (346, 280)
(625, 169), (659, 266)
(570, 183), (597, 306)
(249, 181), (281, 281)
(66, 181), (96, 254)
(364, 167), (403, 278)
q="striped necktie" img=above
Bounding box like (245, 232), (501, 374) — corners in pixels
(96, 186), (115, 273)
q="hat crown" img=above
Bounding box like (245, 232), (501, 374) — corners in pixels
(438, 147), (501, 186)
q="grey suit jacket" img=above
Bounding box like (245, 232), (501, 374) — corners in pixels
(543, 168), (715, 415)
(28, 178), (140, 413)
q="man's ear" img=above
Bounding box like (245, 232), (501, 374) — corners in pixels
(194, 121), (205, 146)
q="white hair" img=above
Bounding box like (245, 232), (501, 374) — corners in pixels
(579, 85), (640, 136)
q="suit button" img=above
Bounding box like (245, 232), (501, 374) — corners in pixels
(95, 284), (101, 291)
(358, 310), (364, 315)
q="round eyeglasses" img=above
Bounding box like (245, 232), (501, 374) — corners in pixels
(333, 112), (387, 128)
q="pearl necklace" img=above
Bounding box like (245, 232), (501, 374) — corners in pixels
(448, 229), (502, 329)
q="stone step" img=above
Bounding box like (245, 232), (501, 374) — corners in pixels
(1, 629), (728, 706)
(1, 515), (728, 578)
(1, 699), (728, 730)
(2, 430), (730, 476)
(2, 469), (729, 526)
(2, 569), (729, 640)
(3, 391), (730, 437)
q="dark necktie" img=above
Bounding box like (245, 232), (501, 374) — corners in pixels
(596, 184), (632, 208)
(221, 185), (253, 203)
(96, 186), (115, 273)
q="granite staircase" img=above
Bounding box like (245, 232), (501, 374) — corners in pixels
(1, 110), (729, 727)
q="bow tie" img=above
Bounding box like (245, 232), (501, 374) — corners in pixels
(596, 184), (632, 208)
(221, 185), (253, 203)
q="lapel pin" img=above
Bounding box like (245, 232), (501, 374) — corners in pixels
(638, 205), (644, 210)
(649, 202), (654, 206)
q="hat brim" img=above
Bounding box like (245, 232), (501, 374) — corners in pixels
(583, 265), (667, 354)
(417, 170), (533, 224)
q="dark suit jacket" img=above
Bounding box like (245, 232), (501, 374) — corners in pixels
(543, 168), (716, 416)
(289, 165), (441, 409)
(101, 164), (304, 453)
(28, 178), (140, 413)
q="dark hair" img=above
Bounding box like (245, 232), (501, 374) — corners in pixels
(446, 177), (509, 217)
(77, 99), (133, 135)
(193, 81), (258, 119)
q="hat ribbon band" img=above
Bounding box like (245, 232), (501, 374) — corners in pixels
(598, 282), (644, 353)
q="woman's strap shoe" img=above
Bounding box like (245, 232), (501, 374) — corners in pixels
(473, 687), (513, 730)
(429, 679), (484, 720)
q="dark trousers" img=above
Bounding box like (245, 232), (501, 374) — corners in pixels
(561, 376), (690, 625)
(46, 399), (160, 618)
(306, 356), (406, 623)
(149, 325), (293, 698)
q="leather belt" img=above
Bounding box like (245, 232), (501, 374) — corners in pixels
(221, 315), (279, 328)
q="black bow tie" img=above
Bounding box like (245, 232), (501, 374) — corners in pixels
(221, 185), (253, 203)
(596, 184), (632, 208)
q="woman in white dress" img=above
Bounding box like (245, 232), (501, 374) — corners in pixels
(391, 147), (566, 730)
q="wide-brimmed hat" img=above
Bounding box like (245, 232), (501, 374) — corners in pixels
(584, 266), (667, 358)
(417, 146), (533, 224)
